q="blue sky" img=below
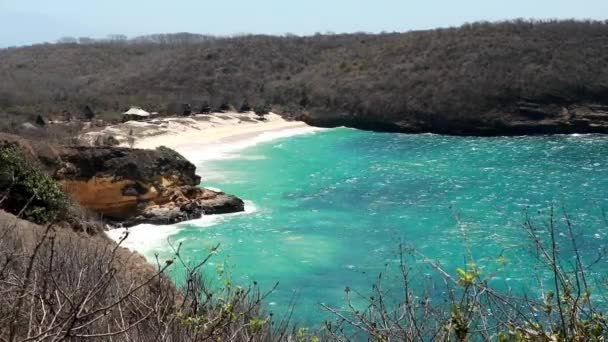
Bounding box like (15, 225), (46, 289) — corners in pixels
(1, 0), (607, 47)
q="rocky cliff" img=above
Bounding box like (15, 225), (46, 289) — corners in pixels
(299, 103), (608, 136)
(0, 133), (244, 227)
(56, 146), (245, 226)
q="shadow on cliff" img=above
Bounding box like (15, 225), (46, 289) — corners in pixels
(0, 133), (244, 228)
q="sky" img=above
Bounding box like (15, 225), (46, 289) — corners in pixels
(1, 0), (607, 47)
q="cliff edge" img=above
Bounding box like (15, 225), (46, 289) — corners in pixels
(0, 133), (244, 227)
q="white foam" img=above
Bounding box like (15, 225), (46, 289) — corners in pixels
(106, 223), (183, 253)
(108, 126), (325, 254)
(106, 201), (257, 253)
(179, 126), (327, 163)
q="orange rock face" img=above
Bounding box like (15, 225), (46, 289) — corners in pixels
(60, 175), (244, 226)
(60, 176), (188, 219)
(0, 134), (245, 226)
(61, 178), (160, 219)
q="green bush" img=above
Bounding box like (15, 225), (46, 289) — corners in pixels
(0, 146), (69, 223)
(254, 103), (271, 116)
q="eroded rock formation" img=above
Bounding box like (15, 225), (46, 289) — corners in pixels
(0, 133), (244, 227)
(299, 102), (608, 136)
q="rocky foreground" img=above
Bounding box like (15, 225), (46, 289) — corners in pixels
(0, 133), (244, 227)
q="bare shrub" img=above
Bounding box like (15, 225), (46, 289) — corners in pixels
(0, 212), (294, 341)
(322, 207), (608, 341)
(1, 201), (606, 341)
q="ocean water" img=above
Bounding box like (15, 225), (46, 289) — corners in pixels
(111, 128), (608, 325)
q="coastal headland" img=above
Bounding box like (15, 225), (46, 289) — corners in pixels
(1, 112), (312, 228)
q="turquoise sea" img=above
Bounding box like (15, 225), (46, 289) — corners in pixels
(117, 128), (608, 325)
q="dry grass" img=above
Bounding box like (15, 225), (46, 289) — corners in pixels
(0, 211), (297, 341)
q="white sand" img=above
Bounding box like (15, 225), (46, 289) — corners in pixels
(134, 112), (308, 151)
(102, 113), (322, 251)
(81, 112), (315, 161)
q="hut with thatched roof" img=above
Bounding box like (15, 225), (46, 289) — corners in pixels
(122, 107), (150, 122)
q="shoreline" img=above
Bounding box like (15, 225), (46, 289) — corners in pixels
(135, 113), (309, 150)
(82, 112), (312, 157)
(103, 113), (327, 251)
(139, 118), (320, 163)
(105, 200), (258, 253)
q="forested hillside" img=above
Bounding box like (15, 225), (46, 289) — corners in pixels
(3, 20), (608, 134)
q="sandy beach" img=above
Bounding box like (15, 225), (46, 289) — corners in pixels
(100, 112), (319, 249)
(134, 112), (308, 150)
(81, 112), (313, 159)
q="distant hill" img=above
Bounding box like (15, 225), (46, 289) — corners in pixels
(2, 20), (608, 135)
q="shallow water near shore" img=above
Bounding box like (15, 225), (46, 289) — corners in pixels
(121, 128), (608, 324)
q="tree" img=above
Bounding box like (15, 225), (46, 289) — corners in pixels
(218, 102), (231, 113)
(239, 100), (252, 113)
(254, 103), (270, 116)
(299, 89), (309, 108)
(78, 37), (95, 44)
(83, 105), (95, 121)
(182, 103), (192, 116)
(35, 115), (46, 127)
(56, 36), (77, 44)
(200, 101), (212, 114)
(107, 34), (128, 42)
(0, 146), (68, 223)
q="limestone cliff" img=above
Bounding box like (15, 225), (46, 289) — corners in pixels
(0, 133), (244, 227)
(299, 102), (608, 136)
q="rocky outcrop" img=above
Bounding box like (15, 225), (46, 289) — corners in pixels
(0, 133), (244, 227)
(299, 102), (608, 136)
(55, 146), (244, 227)
(122, 189), (244, 226)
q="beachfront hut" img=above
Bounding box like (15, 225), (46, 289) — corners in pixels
(122, 107), (150, 122)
